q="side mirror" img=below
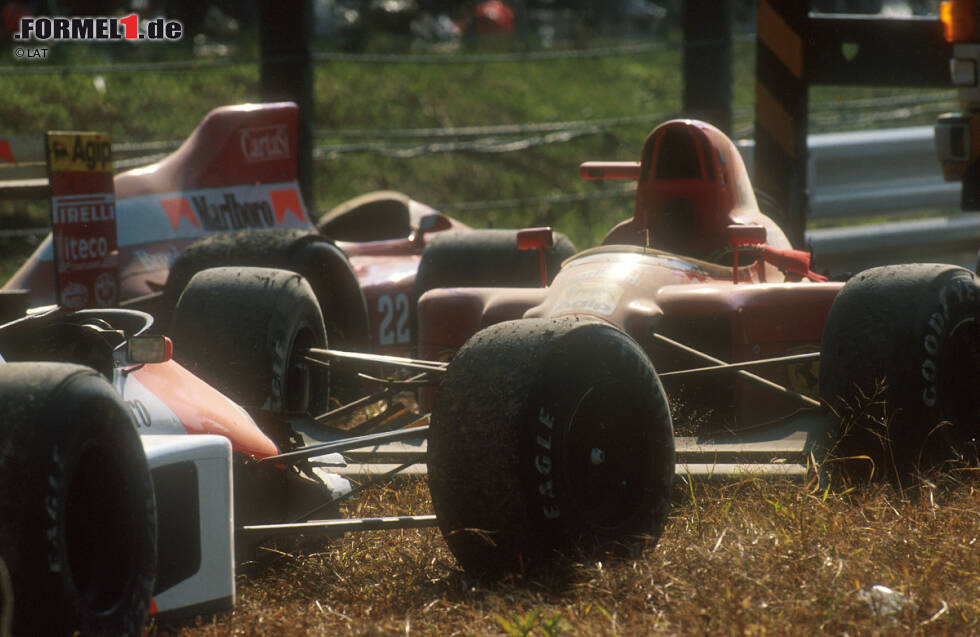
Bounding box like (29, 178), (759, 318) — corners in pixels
(726, 224), (766, 284)
(126, 335), (172, 364)
(517, 227), (554, 287)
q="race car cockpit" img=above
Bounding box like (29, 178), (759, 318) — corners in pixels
(598, 119), (793, 260)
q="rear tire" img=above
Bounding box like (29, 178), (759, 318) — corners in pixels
(0, 363), (156, 637)
(428, 317), (674, 576)
(820, 264), (980, 483)
(163, 229), (370, 352)
(170, 267), (329, 417)
(414, 229), (577, 299)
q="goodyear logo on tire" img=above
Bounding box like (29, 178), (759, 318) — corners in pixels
(47, 132), (113, 172)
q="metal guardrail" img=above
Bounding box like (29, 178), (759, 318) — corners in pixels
(739, 127), (980, 273)
(807, 213), (980, 274)
(738, 125), (960, 219)
(806, 126), (960, 220)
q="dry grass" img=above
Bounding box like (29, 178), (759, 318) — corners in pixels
(145, 468), (979, 636)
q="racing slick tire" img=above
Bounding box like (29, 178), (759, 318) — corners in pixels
(428, 317), (674, 577)
(170, 266), (330, 417)
(0, 363), (156, 637)
(820, 264), (980, 484)
(412, 229), (577, 353)
(163, 229), (370, 352)
(414, 229), (577, 300)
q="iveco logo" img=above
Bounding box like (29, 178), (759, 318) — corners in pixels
(240, 125), (289, 162)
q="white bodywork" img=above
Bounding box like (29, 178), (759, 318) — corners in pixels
(140, 435), (235, 617)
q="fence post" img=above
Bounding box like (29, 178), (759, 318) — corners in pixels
(259, 0), (315, 212)
(754, 0), (809, 248)
(682, 0), (733, 135)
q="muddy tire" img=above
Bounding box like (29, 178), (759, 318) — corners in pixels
(163, 229), (370, 352)
(820, 264), (980, 482)
(170, 267), (329, 416)
(428, 317), (674, 576)
(0, 363), (156, 636)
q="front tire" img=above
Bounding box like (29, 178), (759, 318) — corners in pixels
(428, 317), (674, 576)
(170, 267), (329, 418)
(0, 363), (156, 637)
(820, 264), (980, 482)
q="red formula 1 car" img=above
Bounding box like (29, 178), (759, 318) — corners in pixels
(412, 119), (980, 574)
(2, 101), (576, 358)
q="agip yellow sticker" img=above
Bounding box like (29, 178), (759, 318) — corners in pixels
(47, 132), (113, 173)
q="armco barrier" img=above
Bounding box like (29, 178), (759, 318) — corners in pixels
(806, 213), (980, 274)
(740, 126), (979, 273)
(738, 125), (960, 219)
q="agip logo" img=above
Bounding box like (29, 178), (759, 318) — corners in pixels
(46, 131), (119, 310)
(240, 125), (290, 163)
(47, 133), (113, 172)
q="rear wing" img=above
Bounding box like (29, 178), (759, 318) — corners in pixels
(1, 131), (119, 311)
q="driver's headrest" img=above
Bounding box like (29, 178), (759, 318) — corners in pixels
(634, 119), (755, 257)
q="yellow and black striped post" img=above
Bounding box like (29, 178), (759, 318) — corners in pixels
(754, 0), (809, 248)
(754, 3), (950, 249)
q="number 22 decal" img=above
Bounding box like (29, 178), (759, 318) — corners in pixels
(378, 293), (410, 345)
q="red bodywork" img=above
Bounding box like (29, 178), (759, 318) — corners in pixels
(3, 103), (468, 357)
(126, 359), (279, 458)
(419, 120), (843, 427)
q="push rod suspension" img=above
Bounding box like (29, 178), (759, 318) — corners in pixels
(241, 514), (439, 537)
(258, 422), (429, 464)
(306, 347), (447, 373)
(659, 351), (820, 378)
(650, 332), (821, 409)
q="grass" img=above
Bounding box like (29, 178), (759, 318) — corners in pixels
(145, 472), (980, 636)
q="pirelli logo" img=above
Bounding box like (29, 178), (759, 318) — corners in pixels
(753, 0), (808, 245)
(46, 132), (113, 173)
